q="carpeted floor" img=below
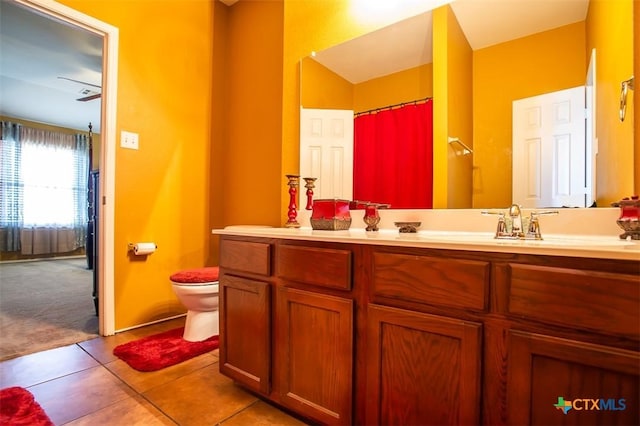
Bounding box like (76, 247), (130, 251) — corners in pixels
(0, 257), (98, 361)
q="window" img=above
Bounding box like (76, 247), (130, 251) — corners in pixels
(22, 142), (83, 227)
(0, 122), (89, 253)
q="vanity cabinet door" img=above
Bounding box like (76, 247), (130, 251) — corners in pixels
(365, 304), (482, 426)
(506, 330), (639, 426)
(274, 286), (354, 425)
(219, 274), (271, 395)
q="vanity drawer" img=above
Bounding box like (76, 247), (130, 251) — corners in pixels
(371, 252), (490, 311)
(220, 238), (271, 276)
(506, 264), (640, 340)
(277, 244), (352, 290)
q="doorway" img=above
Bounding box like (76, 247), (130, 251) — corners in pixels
(10, 0), (119, 336)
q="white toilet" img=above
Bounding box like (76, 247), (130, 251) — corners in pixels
(170, 266), (220, 342)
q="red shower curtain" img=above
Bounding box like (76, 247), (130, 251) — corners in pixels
(353, 100), (433, 208)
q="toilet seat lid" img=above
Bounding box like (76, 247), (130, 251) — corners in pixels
(170, 266), (219, 284)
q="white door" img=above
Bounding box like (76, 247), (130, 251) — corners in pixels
(512, 87), (586, 208)
(300, 107), (354, 200)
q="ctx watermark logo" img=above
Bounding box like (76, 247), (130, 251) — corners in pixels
(554, 397), (627, 414)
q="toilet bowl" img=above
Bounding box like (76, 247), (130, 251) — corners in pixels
(170, 266), (219, 342)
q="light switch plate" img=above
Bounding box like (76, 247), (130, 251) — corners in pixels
(121, 131), (139, 150)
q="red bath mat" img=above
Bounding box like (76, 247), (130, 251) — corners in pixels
(0, 386), (54, 426)
(113, 327), (219, 372)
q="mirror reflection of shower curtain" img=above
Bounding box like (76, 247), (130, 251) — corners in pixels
(353, 100), (433, 208)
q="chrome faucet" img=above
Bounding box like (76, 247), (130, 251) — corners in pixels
(526, 212), (542, 239)
(508, 204), (524, 238)
(482, 205), (559, 240)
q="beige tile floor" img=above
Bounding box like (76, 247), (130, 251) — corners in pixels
(0, 318), (309, 425)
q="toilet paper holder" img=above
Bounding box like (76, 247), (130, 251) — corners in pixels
(127, 242), (158, 254)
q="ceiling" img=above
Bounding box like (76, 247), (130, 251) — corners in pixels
(313, 0), (590, 84)
(0, 0), (590, 132)
(0, 1), (102, 133)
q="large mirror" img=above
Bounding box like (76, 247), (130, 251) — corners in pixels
(300, 0), (635, 209)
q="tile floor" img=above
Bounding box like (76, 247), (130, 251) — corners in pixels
(0, 317), (309, 425)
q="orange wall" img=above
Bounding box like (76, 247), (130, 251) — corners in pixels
(636, 0), (639, 195)
(586, 0), (635, 206)
(473, 22), (586, 208)
(301, 56), (353, 109)
(353, 63), (433, 113)
(221, 1), (283, 228)
(60, 0), (215, 329)
(432, 6), (448, 209)
(442, 5), (473, 209)
(301, 58), (433, 113)
(208, 0), (229, 266)
(431, 5), (473, 208)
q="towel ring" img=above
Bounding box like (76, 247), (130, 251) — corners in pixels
(619, 76), (634, 122)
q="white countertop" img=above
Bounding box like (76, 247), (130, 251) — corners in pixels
(212, 225), (640, 261)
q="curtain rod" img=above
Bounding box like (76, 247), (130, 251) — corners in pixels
(354, 97), (432, 117)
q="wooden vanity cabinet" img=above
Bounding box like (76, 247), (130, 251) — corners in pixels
(493, 260), (640, 426)
(218, 236), (355, 425)
(365, 248), (490, 425)
(505, 330), (639, 426)
(273, 242), (355, 425)
(365, 304), (482, 425)
(274, 286), (353, 425)
(218, 234), (640, 426)
(218, 237), (273, 395)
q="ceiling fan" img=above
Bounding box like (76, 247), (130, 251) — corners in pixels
(57, 76), (102, 101)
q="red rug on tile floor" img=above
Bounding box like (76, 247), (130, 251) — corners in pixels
(113, 327), (219, 372)
(0, 386), (54, 426)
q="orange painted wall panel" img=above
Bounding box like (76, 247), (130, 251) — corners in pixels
(354, 64), (433, 113)
(300, 56), (353, 110)
(586, 0), (635, 205)
(60, 0), (215, 329)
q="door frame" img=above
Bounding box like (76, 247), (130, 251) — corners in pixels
(585, 48), (597, 207)
(18, 0), (118, 335)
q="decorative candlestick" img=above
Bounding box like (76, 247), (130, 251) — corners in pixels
(285, 174), (301, 228)
(612, 195), (640, 240)
(363, 203), (381, 231)
(303, 177), (317, 210)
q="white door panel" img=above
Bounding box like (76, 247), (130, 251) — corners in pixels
(300, 108), (354, 200)
(513, 87), (586, 208)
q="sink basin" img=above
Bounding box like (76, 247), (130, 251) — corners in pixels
(527, 235), (638, 247)
(415, 231), (638, 248)
(510, 238), (639, 252)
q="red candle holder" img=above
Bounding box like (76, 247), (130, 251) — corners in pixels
(363, 203), (381, 231)
(285, 174), (301, 228)
(303, 177), (317, 210)
(612, 195), (640, 240)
